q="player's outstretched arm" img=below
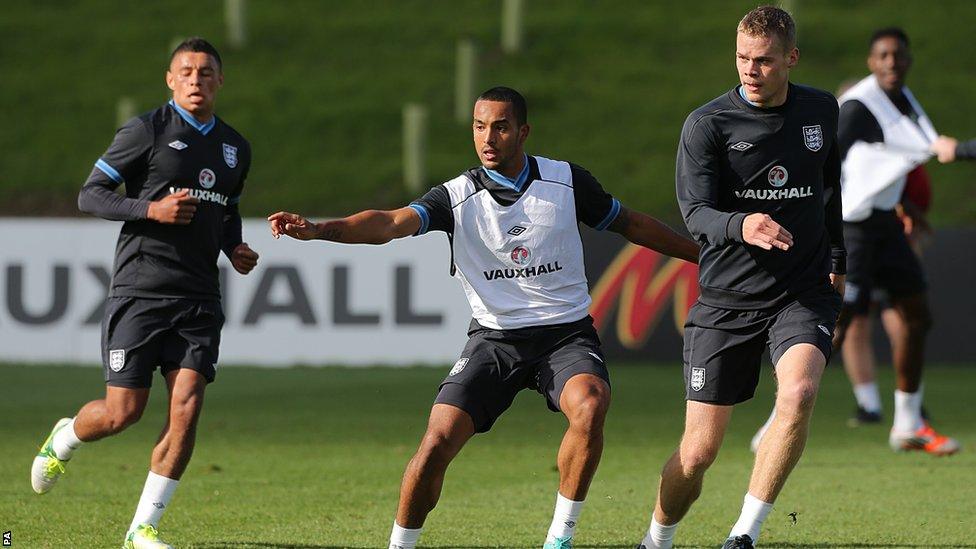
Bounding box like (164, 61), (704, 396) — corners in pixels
(268, 207), (422, 245)
(931, 135), (976, 163)
(608, 206), (701, 264)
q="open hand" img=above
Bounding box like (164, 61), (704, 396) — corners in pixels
(742, 213), (793, 251)
(268, 211), (319, 240)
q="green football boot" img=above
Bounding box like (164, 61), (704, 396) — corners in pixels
(123, 524), (174, 549)
(544, 536), (573, 548)
(30, 417), (72, 494)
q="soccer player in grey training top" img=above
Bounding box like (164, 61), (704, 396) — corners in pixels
(635, 7), (845, 549)
(269, 86), (700, 549)
(30, 38), (258, 549)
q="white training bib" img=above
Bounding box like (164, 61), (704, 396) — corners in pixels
(444, 156), (591, 329)
(839, 75), (937, 221)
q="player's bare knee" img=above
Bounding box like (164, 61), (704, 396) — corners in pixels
(678, 439), (720, 475)
(777, 381), (819, 418)
(564, 380), (610, 432)
(107, 404), (144, 433)
(415, 432), (460, 470)
(679, 448), (717, 477)
(170, 394), (204, 426)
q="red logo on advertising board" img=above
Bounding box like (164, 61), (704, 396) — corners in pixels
(589, 245), (699, 348)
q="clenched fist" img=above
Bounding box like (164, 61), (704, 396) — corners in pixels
(230, 243), (259, 275)
(147, 189), (199, 224)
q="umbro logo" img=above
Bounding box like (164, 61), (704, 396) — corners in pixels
(507, 225), (526, 236)
(168, 140), (188, 150)
(730, 141), (754, 151)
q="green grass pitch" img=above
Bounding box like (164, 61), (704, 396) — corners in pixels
(2, 363), (973, 548)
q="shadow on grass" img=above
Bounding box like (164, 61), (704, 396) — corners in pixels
(190, 544), (976, 549)
(760, 545), (976, 549)
(191, 544), (352, 549)
(191, 544), (541, 549)
(585, 545), (976, 549)
(732, 543), (976, 549)
(192, 544), (357, 549)
(573, 545), (976, 549)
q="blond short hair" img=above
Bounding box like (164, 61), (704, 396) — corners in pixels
(738, 5), (796, 51)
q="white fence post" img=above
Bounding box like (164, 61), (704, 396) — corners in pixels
(501, 0), (524, 54)
(455, 39), (477, 124)
(403, 103), (428, 193)
(226, 0), (247, 50)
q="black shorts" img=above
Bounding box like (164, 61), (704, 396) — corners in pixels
(435, 316), (610, 433)
(843, 210), (926, 314)
(102, 297), (224, 389)
(683, 286), (841, 405)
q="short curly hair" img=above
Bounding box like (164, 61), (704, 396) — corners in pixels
(170, 37), (223, 72)
(737, 5), (796, 51)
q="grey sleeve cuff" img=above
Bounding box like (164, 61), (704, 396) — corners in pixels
(724, 212), (747, 244)
(956, 139), (976, 160)
(831, 248), (847, 275)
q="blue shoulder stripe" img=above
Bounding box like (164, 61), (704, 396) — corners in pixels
(595, 198), (621, 231)
(95, 159), (124, 184)
(408, 204), (430, 235)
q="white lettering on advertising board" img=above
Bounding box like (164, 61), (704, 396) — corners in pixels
(0, 219), (471, 366)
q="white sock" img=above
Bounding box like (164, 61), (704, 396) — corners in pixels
(389, 522), (422, 549)
(893, 386), (924, 433)
(51, 417), (83, 461)
(729, 493), (773, 542)
(128, 471), (179, 533)
(853, 382), (882, 413)
(640, 517), (678, 549)
(546, 492), (585, 540)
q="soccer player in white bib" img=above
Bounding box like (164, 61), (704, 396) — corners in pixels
(829, 28), (964, 454)
(268, 86), (700, 549)
(752, 28), (967, 456)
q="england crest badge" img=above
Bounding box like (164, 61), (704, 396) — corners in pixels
(450, 357), (469, 376)
(109, 349), (125, 372)
(222, 143), (238, 168)
(802, 125), (823, 152)
(690, 367), (706, 391)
